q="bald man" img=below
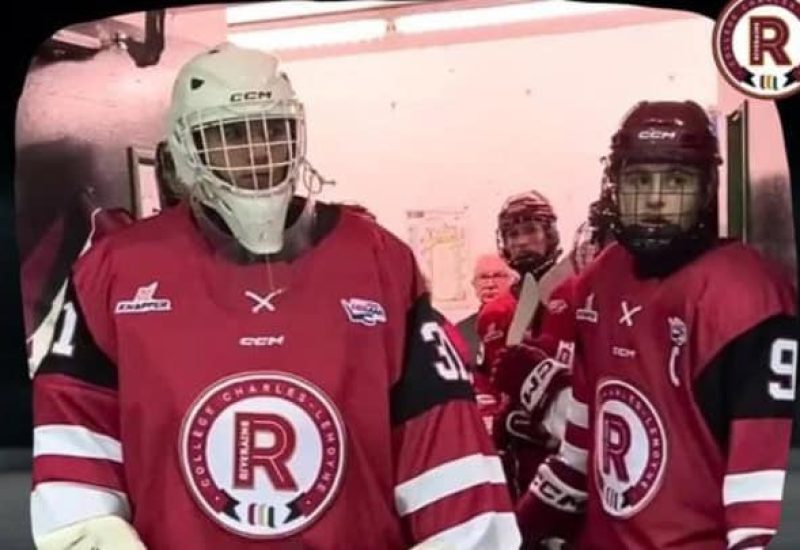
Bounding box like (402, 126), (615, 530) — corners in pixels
(457, 254), (517, 367)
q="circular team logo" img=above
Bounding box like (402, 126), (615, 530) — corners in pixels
(179, 372), (347, 539)
(713, 0), (800, 99)
(593, 379), (667, 518)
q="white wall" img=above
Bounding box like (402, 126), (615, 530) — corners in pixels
(281, 16), (720, 320)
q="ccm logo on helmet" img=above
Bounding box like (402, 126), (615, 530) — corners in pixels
(230, 91), (273, 102)
(637, 129), (677, 140)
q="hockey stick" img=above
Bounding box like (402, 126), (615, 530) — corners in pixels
(506, 272), (540, 346)
(537, 252), (576, 303)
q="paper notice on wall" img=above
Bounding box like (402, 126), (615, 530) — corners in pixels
(406, 208), (470, 309)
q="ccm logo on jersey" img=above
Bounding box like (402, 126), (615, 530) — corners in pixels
(638, 129), (677, 140)
(239, 336), (285, 347)
(230, 90), (273, 102)
(612, 346), (637, 359)
(115, 282), (171, 314)
(341, 298), (387, 327)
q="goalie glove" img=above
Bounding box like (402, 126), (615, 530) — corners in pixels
(35, 515), (146, 550)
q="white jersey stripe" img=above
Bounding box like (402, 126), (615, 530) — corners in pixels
(566, 394), (589, 429)
(31, 481), (130, 541)
(727, 527), (776, 548)
(723, 470), (786, 505)
(558, 440), (588, 473)
(34, 425), (123, 463)
(410, 511), (521, 550)
(395, 454), (506, 516)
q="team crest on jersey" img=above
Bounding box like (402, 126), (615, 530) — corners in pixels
(179, 372), (347, 539)
(547, 298), (569, 314)
(114, 282), (171, 314)
(594, 379), (667, 518)
(340, 298), (387, 326)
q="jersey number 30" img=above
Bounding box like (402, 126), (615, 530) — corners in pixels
(769, 338), (797, 402)
(421, 322), (472, 383)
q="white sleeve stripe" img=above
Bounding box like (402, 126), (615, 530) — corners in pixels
(727, 527), (776, 548)
(31, 481), (130, 540)
(566, 394), (589, 429)
(34, 425), (123, 463)
(395, 454), (506, 516)
(412, 512), (521, 549)
(558, 440), (588, 473)
(723, 470), (786, 505)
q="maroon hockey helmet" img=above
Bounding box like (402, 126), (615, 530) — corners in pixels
(496, 190), (560, 278)
(604, 100), (722, 255)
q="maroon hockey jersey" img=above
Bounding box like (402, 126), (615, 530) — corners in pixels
(520, 242), (797, 549)
(31, 201), (520, 549)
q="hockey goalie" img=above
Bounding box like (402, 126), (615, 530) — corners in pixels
(30, 44), (520, 550)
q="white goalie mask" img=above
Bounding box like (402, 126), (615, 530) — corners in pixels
(167, 43), (306, 254)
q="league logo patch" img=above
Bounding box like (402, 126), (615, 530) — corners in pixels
(179, 372), (347, 539)
(114, 282), (171, 314)
(340, 298), (387, 327)
(576, 293), (599, 324)
(594, 379), (667, 519)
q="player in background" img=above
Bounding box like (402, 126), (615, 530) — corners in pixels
(24, 190), (133, 377)
(475, 191), (571, 498)
(517, 100), (798, 549)
(485, 193), (617, 504)
(30, 43), (519, 550)
(490, 194), (617, 444)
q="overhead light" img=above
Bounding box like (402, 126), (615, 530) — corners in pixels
(51, 28), (103, 50)
(227, 1), (416, 25)
(228, 19), (388, 51)
(393, 0), (634, 34)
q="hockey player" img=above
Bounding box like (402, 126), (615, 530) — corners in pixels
(517, 100), (798, 549)
(489, 194), (618, 446)
(475, 191), (571, 498)
(30, 44), (520, 550)
(24, 190), (133, 376)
